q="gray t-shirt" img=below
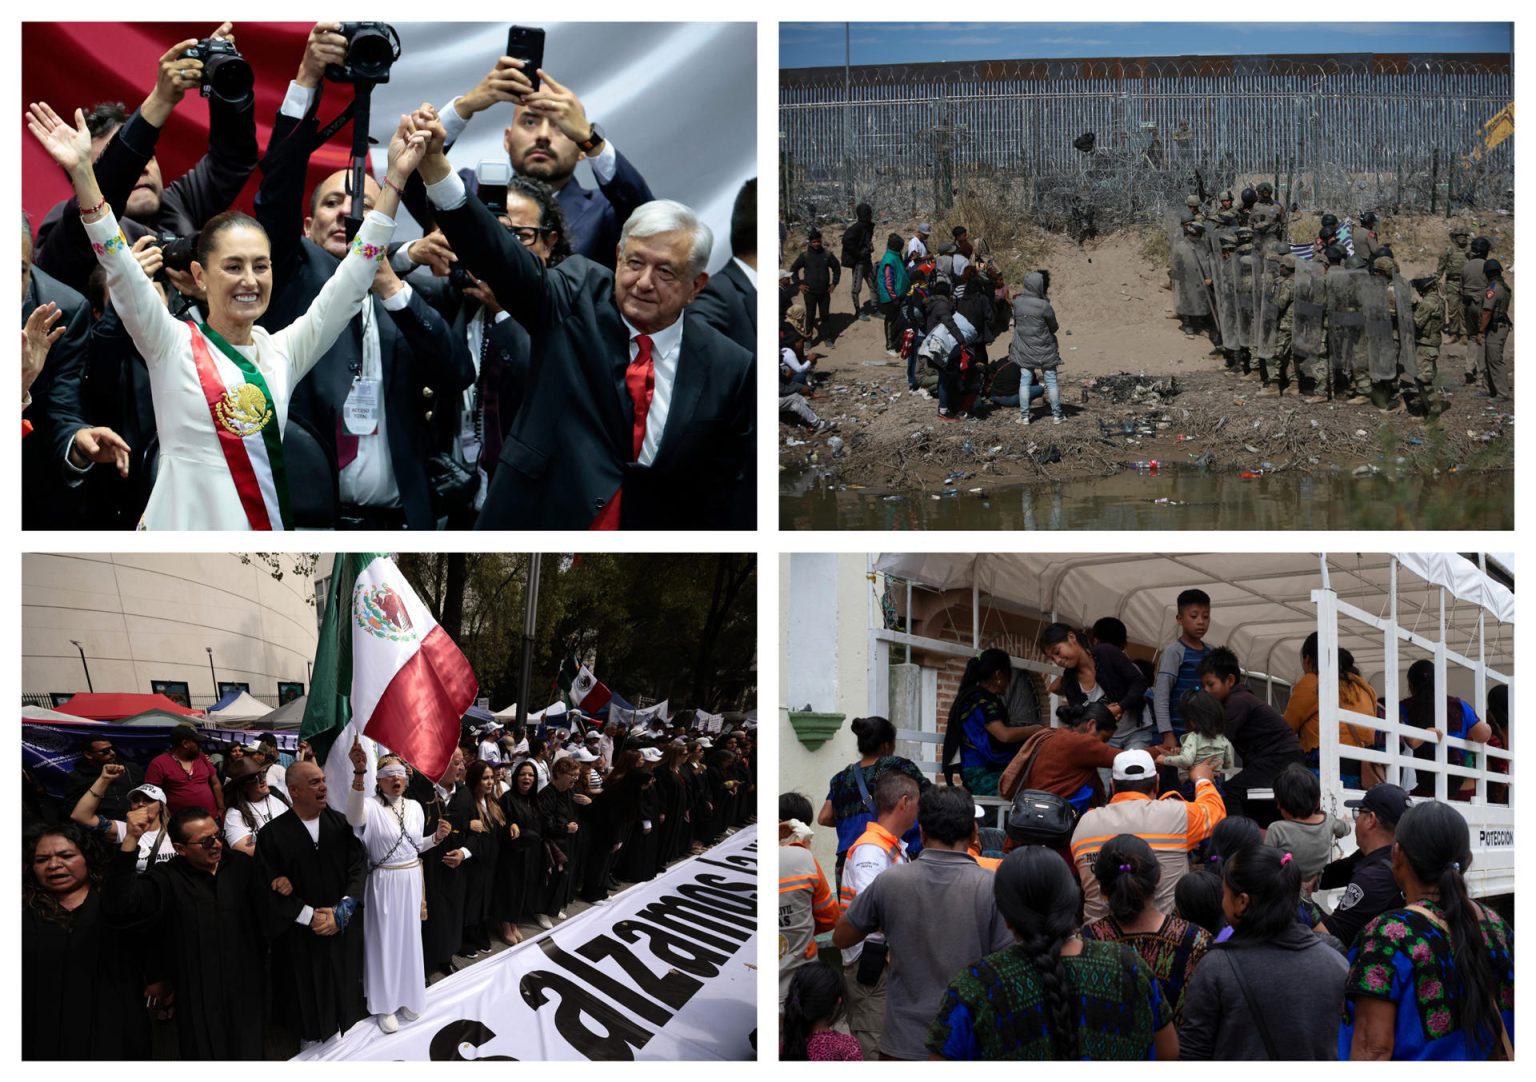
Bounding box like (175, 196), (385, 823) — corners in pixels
(1265, 813), (1350, 882)
(844, 848), (1013, 1060)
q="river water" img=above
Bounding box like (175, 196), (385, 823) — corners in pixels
(781, 468), (1512, 531)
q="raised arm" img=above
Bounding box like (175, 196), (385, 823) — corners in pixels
(27, 102), (187, 368)
(160, 23), (259, 232)
(268, 115), (427, 381)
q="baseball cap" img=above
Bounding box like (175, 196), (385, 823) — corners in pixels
(571, 747), (598, 763)
(917, 222), (931, 234)
(1111, 749), (1158, 782)
(129, 783), (169, 805)
(1344, 784), (1411, 826)
(640, 747), (664, 762)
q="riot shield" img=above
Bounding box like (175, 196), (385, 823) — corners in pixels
(1205, 228), (1241, 348)
(1253, 244), (1285, 359)
(1291, 259), (1326, 360)
(1235, 249), (1258, 350)
(1169, 233), (1212, 317)
(1326, 268), (1367, 381)
(1363, 272), (1406, 382)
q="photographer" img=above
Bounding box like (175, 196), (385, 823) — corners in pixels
(429, 49), (655, 268)
(255, 22), (473, 530)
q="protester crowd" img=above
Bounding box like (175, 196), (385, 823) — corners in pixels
(22, 21), (756, 531)
(778, 187), (1510, 431)
(778, 587), (1512, 1061)
(22, 712), (755, 1059)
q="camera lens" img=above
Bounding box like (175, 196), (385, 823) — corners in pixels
(204, 51), (254, 105)
(348, 26), (395, 81)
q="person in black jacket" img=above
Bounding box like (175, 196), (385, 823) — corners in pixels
(690, 178), (757, 354)
(840, 202), (875, 319)
(60, 735), (143, 822)
(1194, 646), (1306, 823)
(255, 24), (473, 530)
(22, 226), (129, 528)
(790, 229), (841, 345)
(412, 105), (754, 531)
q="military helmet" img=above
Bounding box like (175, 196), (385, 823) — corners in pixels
(1234, 227), (1254, 244)
(1219, 234), (1238, 251)
(1345, 254), (1369, 271)
(1185, 194), (1202, 208)
(1219, 188), (1234, 203)
(1375, 244), (1394, 261)
(1470, 236), (1492, 256)
(1240, 187), (1257, 207)
(1322, 244), (1347, 265)
(1183, 219), (1206, 237)
(1410, 274), (1438, 294)
(1371, 256), (1397, 276)
(1257, 181), (1274, 196)
(1277, 254), (1297, 274)
(1217, 210), (1238, 226)
(1485, 258), (1504, 277)
(1320, 213), (1339, 231)
(1359, 211), (1378, 228)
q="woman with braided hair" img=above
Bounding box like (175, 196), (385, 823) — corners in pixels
(1085, 834), (1212, 1026)
(926, 845), (1175, 1060)
(1342, 801), (1513, 1060)
(346, 742), (450, 1034)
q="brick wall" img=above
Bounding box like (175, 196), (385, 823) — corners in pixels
(926, 604), (1054, 731)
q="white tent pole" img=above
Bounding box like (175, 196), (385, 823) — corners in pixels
(1435, 587), (1448, 803)
(972, 579), (980, 650)
(1385, 558), (1400, 786)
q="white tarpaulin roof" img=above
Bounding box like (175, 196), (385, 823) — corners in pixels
(207, 692), (274, 722)
(874, 553), (1513, 687)
(492, 702), (520, 719)
(22, 705), (104, 723)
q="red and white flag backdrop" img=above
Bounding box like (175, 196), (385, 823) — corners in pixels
(21, 22), (756, 268)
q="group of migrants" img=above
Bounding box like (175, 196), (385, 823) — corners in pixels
(778, 589), (1512, 1061)
(23, 714), (756, 1059)
(1167, 185), (1512, 415)
(779, 211), (1069, 427)
(22, 21), (756, 532)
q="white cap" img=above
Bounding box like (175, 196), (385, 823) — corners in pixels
(572, 747), (598, 763)
(640, 747), (664, 762)
(130, 783), (168, 805)
(1112, 749), (1158, 782)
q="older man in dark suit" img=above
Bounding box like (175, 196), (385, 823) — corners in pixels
(691, 178), (757, 355)
(253, 29), (472, 531)
(413, 108), (754, 531)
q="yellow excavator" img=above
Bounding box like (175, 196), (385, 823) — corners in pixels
(1467, 102), (1513, 163)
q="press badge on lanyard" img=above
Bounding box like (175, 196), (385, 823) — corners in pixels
(343, 377), (381, 435)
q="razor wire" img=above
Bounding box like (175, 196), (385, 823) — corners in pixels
(779, 57), (1513, 234)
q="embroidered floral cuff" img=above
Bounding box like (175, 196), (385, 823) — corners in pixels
(351, 237), (387, 263)
(92, 232), (128, 256)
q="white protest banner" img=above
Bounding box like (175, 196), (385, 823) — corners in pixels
(297, 826), (759, 1061)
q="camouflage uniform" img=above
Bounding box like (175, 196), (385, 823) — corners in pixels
(1438, 229), (1469, 339)
(1460, 249), (1490, 379)
(1411, 275), (1444, 413)
(1250, 182), (1286, 237)
(1268, 256), (1296, 393)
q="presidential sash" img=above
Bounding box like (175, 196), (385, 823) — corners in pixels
(186, 321), (293, 530)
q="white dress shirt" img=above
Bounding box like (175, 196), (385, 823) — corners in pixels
(620, 314), (683, 466)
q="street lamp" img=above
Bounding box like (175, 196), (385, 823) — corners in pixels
(206, 646), (217, 697)
(69, 640), (93, 692)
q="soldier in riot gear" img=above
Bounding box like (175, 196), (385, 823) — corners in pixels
(1234, 229), (1259, 377)
(1461, 237), (1493, 383)
(1256, 253), (1296, 397)
(1408, 272), (1445, 418)
(1292, 255), (1329, 402)
(1250, 181), (1285, 235)
(1209, 229), (1243, 372)
(1438, 226), (1470, 342)
(1355, 211), (1381, 263)
(1216, 189), (1235, 215)
(1361, 256), (1413, 412)
(1326, 249), (1369, 403)
(1169, 217), (1216, 340)
(1237, 187), (1257, 227)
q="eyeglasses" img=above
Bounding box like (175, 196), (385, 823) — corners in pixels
(507, 225), (552, 248)
(181, 835), (222, 851)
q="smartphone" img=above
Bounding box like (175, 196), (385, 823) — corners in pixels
(506, 26), (545, 93)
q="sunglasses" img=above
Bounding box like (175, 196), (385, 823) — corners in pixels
(180, 835), (223, 851)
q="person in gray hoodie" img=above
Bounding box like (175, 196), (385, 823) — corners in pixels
(1178, 843), (1349, 1060)
(1008, 270), (1065, 424)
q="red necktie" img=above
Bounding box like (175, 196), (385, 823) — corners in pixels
(591, 333), (655, 530)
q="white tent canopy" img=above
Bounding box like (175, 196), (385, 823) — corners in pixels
(207, 691), (275, 722)
(873, 552), (1514, 688)
(22, 704), (104, 723)
(492, 702), (520, 720)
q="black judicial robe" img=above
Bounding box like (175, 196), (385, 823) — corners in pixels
(22, 889), (148, 1060)
(255, 808), (367, 1041)
(448, 786), (501, 949)
(99, 848), (268, 1059)
(408, 774), (470, 970)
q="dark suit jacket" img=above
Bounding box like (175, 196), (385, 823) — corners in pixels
(432, 190), (755, 530)
(690, 259), (757, 355)
(448, 147), (654, 271)
(21, 265), (93, 528)
(35, 96), (258, 296)
(256, 94), (472, 530)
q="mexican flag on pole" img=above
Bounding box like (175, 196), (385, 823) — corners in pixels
(569, 663), (612, 712)
(303, 553), (478, 789)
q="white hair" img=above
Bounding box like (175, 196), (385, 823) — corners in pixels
(619, 199), (713, 278)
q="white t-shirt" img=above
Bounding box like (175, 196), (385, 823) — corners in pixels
(478, 740), (502, 764)
(109, 820), (175, 873)
(223, 795), (288, 850)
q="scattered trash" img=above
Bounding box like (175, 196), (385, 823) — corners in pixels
(1354, 429), (1369, 438)
(883, 495), (901, 502)
(968, 487), (984, 494)
(1352, 464), (1381, 477)
(827, 436), (845, 457)
(962, 439), (974, 457)
(1408, 438), (1424, 446)
(1239, 470), (1262, 479)
(1243, 443), (1261, 454)
(784, 438), (805, 446)
(1153, 497), (1186, 505)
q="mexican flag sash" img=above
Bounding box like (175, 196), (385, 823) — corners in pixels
(186, 320), (293, 531)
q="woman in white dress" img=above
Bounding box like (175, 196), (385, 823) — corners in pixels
(25, 100), (429, 530)
(346, 741), (450, 1033)
(69, 765), (171, 873)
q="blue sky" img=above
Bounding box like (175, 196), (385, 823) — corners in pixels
(780, 22), (1514, 68)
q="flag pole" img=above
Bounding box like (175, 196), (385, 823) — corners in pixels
(516, 555), (541, 735)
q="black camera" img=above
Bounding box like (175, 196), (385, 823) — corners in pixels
(325, 23), (401, 84)
(182, 37), (253, 106)
(150, 231), (199, 273)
